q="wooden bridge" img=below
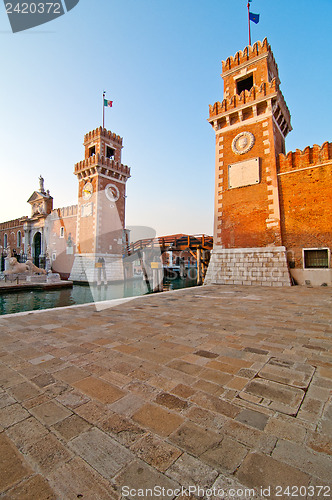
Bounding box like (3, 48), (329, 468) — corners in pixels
(125, 233), (213, 256)
(125, 234), (213, 287)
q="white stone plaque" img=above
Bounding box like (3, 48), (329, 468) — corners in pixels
(228, 157), (260, 189)
(81, 202), (93, 217)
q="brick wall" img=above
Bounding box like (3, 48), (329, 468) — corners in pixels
(278, 142), (332, 268)
(0, 218), (25, 253)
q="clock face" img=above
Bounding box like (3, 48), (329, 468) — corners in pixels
(82, 182), (93, 200)
(105, 184), (120, 202)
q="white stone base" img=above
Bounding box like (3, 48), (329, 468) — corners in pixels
(69, 253), (124, 283)
(204, 246), (292, 287)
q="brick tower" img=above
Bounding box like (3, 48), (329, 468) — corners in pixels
(70, 127), (131, 282)
(205, 38), (292, 286)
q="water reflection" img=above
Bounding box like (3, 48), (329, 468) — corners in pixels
(0, 277), (198, 315)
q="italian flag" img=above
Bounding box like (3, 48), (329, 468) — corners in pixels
(104, 99), (113, 107)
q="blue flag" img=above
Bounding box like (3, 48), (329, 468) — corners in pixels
(249, 12), (260, 24)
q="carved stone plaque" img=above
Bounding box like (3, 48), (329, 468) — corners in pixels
(228, 157), (260, 189)
(81, 202), (93, 217)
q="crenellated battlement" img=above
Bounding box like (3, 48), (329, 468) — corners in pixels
(74, 153), (130, 177)
(51, 205), (78, 219)
(209, 78), (279, 118)
(84, 127), (123, 146)
(278, 142), (332, 173)
(222, 38), (278, 74)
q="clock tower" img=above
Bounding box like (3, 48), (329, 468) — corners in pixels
(205, 38), (292, 286)
(70, 126), (131, 283)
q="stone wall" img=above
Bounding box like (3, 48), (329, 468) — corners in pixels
(204, 246), (291, 287)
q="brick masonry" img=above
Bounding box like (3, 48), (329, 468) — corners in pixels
(206, 38), (331, 286)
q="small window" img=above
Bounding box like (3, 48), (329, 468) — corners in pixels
(17, 231), (22, 247)
(89, 146), (96, 157)
(304, 249), (329, 268)
(106, 146), (115, 159)
(236, 75), (253, 95)
(4, 233), (8, 248)
(60, 227), (64, 238)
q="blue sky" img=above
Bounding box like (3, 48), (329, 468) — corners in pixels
(1, 0), (331, 236)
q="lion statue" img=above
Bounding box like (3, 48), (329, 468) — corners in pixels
(4, 257), (47, 276)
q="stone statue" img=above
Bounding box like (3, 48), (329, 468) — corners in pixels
(39, 175), (45, 193)
(4, 257), (47, 276)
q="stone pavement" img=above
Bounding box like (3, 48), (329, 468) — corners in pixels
(0, 285), (331, 500)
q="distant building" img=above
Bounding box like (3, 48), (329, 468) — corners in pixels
(0, 127), (131, 281)
(205, 38), (332, 286)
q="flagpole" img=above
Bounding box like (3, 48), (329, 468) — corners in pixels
(103, 91), (105, 129)
(247, 2), (251, 46)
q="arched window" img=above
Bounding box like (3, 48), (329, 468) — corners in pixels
(4, 233), (8, 248)
(60, 227), (64, 238)
(17, 231), (22, 247)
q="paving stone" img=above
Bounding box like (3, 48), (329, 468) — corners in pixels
(0, 284), (332, 498)
(99, 412), (146, 446)
(30, 400), (72, 426)
(55, 389), (90, 409)
(31, 373), (55, 388)
(0, 392), (16, 409)
(100, 370), (132, 387)
(29, 354), (55, 365)
(222, 419), (277, 454)
(115, 459), (180, 500)
(272, 439), (332, 483)
(236, 452), (310, 493)
(6, 416), (48, 452)
(74, 400), (112, 424)
(108, 393), (145, 417)
(48, 457), (118, 500)
(0, 366), (25, 388)
(0, 403), (29, 428)
(54, 365), (89, 384)
(235, 409), (269, 430)
(190, 391), (241, 418)
(258, 358), (315, 389)
(264, 416), (307, 443)
(70, 428), (134, 480)
(131, 433), (182, 472)
(169, 421), (222, 457)
(200, 436), (248, 473)
(73, 376), (126, 404)
(172, 384), (196, 399)
(242, 378), (305, 415)
(200, 368), (233, 386)
(187, 406), (226, 430)
(306, 431), (332, 455)
(25, 433), (73, 473)
(7, 382), (41, 402)
(1, 474), (56, 500)
(210, 473), (263, 500)
(0, 433), (33, 492)
(194, 350), (219, 359)
(52, 414), (91, 441)
(166, 453), (219, 490)
(155, 392), (189, 411)
(132, 403), (184, 437)
(167, 360), (203, 377)
(21, 394), (51, 409)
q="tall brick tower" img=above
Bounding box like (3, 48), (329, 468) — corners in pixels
(70, 127), (131, 282)
(205, 38), (292, 286)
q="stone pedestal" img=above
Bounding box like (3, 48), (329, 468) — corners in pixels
(69, 253), (125, 283)
(204, 246), (292, 287)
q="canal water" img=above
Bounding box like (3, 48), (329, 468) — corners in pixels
(0, 276), (198, 316)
